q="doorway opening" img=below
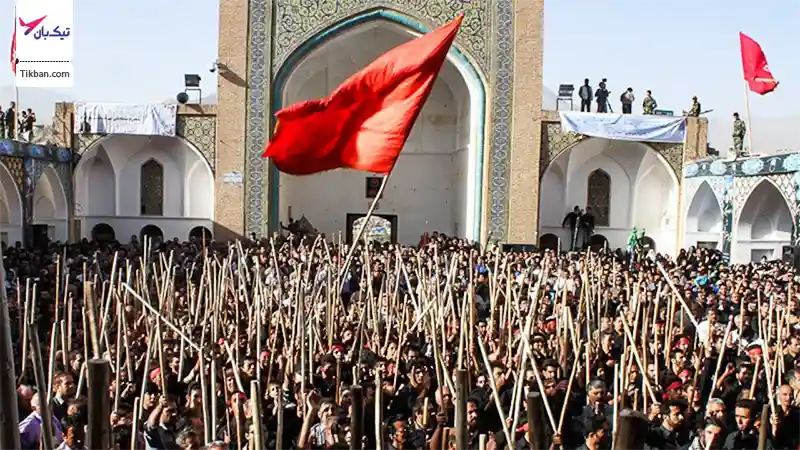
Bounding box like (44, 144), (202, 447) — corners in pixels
(346, 214), (398, 245)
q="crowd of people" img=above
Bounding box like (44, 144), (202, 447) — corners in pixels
(3, 229), (800, 450)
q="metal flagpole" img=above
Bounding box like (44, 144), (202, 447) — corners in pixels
(13, 5), (19, 140)
(742, 79), (755, 156)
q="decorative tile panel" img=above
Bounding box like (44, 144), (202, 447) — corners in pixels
(245, 0), (271, 236)
(649, 142), (685, 180)
(685, 152), (800, 178)
(176, 116), (217, 171)
(487, 0), (513, 240)
(0, 156), (24, 188)
(273, 0), (491, 74)
(732, 174), (797, 235)
(539, 121), (586, 174)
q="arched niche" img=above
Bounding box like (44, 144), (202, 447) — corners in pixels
(0, 161), (22, 226)
(140, 224), (164, 242)
(75, 135), (214, 220)
(589, 234), (608, 251)
(539, 138), (679, 254)
(33, 166), (68, 226)
(140, 159), (164, 216)
(189, 226), (213, 241)
(272, 12), (487, 244)
(91, 223), (116, 242)
(538, 233), (559, 251)
(734, 179), (792, 262)
(686, 182), (722, 233)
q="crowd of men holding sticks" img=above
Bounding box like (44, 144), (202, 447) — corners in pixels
(0, 230), (799, 450)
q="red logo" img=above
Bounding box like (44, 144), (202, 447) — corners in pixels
(18, 15), (47, 36)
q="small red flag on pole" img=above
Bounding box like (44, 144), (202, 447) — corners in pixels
(10, 10), (17, 74)
(263, 14), (463, 176)
(739, 32), (778, 95)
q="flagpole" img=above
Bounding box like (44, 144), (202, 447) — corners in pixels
(742, 80), (755, 156)
(336, 175), (391, 289)
(13, 5), (19, 140)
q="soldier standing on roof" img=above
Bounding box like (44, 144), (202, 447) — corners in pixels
(733, 112), (747, 157)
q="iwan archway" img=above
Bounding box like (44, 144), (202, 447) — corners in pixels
(268, 10), (488, 244)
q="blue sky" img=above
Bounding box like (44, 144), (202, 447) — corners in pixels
(0, 0), (797, 149)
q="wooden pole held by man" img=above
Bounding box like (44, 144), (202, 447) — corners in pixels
(86, 359), (111, 450)
(614, 409), (649, 450)
(29, 328), (55, 450)
(0, 243), (21, 450)
(527, 392), (546, 450)
(455, 369), (469, 450)
(350, 386), (363, 450)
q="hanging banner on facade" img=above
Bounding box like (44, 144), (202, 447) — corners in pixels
(559, 112), (687, 143)
(73, 103), (178, 136)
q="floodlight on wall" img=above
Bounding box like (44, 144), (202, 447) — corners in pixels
(556, 84), (574, 111)
(180, 74), (203, 105)
(185, 74), (201, 88)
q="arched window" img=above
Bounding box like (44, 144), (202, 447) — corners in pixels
(140, 159), (164, 216)
(587, 169), (611, 227)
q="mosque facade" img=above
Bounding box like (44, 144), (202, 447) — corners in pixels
(0, 0), (794, 264)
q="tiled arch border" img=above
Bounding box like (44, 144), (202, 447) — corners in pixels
(245, 0), (515, 240)
(268, 9), (488, 241)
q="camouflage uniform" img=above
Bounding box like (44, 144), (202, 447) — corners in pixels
(733, 118), (747, 155)
(688, 101), (701, 117)
(642, 96), (657, 114)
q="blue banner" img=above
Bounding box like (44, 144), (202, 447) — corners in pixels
(559, 112), (687, 143)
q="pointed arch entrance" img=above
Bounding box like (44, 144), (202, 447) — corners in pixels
(685, 181), (722, 249)
(268, 10), (487, 244)
(734, 180), (792, 262)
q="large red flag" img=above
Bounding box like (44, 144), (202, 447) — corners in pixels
(263, 15), (463, 175)
(10, 13), (16, 74)
(739, 32), (778, 95)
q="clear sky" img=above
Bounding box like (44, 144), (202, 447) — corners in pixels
(0, 0), (797, 150)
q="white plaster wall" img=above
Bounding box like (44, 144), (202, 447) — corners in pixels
(82, 217), (215, 243)
(279, 22), (472, 245)
(684, 181), (723, 249)
(732, 180), (792, 263)
(539, 138), (680, 254)
(632, 162), (678, 255)
(74, 135), (215, 241)
(33, 167), (69, 242)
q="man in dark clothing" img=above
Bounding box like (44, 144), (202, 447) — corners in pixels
(722, 399), (771, 450)
(646, 400), (691, 449)
(579, 79), (593, 112)
(4, 101), (15, 139)
(562, 206), (582, 251)
(595, 81), (610, 113)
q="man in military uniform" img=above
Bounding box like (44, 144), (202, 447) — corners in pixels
(642, 90), (657, 114)
(733, 112), (747, 157)
(687, 96), (701, 117)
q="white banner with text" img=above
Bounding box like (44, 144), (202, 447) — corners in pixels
(73, 103), (178, 136)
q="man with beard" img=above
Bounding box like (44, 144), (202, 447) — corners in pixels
(771, 384), (799, 449)
(646, 399), (690, 449)
(429, 398), (481, 450)
(566, 380), (612, 449)
(562, 206), (582, 251)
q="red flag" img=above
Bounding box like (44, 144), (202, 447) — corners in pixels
(739, 32), (778, 95)
(10, 13), (16, 74)
(263, 15), (463, 175)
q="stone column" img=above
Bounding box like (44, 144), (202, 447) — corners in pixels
(214, 0), (251, 240)
(507, 0), (545, 244)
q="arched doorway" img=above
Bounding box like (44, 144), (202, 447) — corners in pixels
(189, 226), (213, 241)
(589, 234), (608, 251)
(538, 233), (559, 251)
(539, 138), (679, 253)
(0, 161), (23, 244)
(33, 167), (68, 242)
(735, 180), (792, 263)
(91, 223), (116, 242)
(685, 181), (723, 249)
(346, 214), (398, 244)
(271, 11), (487, 244)
(140, 224), (164, 243)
